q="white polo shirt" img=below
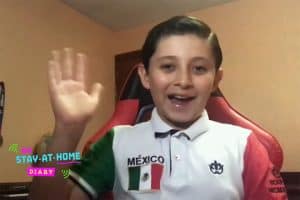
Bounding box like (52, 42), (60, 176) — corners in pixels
(69, 108), (286, 200)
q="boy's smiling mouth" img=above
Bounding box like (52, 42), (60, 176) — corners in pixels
(168, 94), (196, 107)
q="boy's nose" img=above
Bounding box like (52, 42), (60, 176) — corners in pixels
(174, 70), (193, 88)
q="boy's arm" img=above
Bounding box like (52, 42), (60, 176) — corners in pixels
(68, 129), (116, 199)
(31, 171), (90, 200)
(30, 126), (116, 200)
(243, 133), (288, 200)
(30, 125), (86, 200)
(69, 182), (90, 200)
(30, 48), (102, 199)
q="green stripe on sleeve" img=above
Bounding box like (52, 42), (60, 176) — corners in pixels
(70, 129), (115, 196)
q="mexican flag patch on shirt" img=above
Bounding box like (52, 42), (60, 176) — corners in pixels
(128, 163), (163, 191)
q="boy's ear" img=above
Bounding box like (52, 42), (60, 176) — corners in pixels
(137, 63), (150, 89)
(212, 67), (223, 92)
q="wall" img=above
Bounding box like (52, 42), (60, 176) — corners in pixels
(113, 0), (300, 171)
(0, 0), (116, 182)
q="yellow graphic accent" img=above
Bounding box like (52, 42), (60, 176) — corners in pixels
(61, 169), (70, 179)
(8, 144), (19, 153)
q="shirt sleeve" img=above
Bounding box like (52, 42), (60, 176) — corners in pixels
(243, 133), (288, 200)
(69, 129), (115, 200)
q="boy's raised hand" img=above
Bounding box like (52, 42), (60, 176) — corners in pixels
(48, 48), (102, 133)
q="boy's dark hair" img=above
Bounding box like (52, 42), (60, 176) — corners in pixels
(142, 16), (223, 71)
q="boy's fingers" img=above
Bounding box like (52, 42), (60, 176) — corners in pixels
(63, 48), (73, 79)
(48, 60), (58, 94)
(90, 83), (103, 103)
(76, 53), (86, 89)
(54, 61), (62, 84)
(52, 50), (60, 64)
(52, 50), (62, 82)
(50, 50), (62, 84)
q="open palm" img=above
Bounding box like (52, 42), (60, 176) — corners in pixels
(48, 48), (102, 127)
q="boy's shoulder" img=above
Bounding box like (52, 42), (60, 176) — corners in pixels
(109, 121), (154, 151)
(110, 121), (153, 139)
(208, 120), (252, 140)
(209, 120), (251, 132)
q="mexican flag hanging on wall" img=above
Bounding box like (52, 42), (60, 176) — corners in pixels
(128, 163), (163, 191)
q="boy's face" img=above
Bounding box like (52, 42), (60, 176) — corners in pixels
(138, 34), (223, 130)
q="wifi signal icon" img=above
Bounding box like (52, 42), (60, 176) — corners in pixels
(8, 144), (19, 154)
(61, 169), (70, 179)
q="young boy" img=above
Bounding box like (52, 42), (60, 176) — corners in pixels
(30, 16), (287, 199)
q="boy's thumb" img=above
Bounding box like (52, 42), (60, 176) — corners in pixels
(91, 83), (103, 103)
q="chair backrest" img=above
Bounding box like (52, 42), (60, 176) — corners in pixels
(84, 65), (283, 170)
(206, 89), (283, 169)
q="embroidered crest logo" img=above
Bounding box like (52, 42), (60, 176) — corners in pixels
(209, 160), (224, 175)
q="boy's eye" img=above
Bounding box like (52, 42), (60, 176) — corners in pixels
(160, 64), (175, 72)
(193, 66), (207, 74)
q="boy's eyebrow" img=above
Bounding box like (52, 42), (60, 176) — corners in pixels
(155, 55), (177, 61)
(155, 56), (209, 62)
(190, 57), (211, 63)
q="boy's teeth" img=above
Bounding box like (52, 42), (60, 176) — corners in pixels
(171, 95), (191, 100)
(175, 96), (186, 99)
